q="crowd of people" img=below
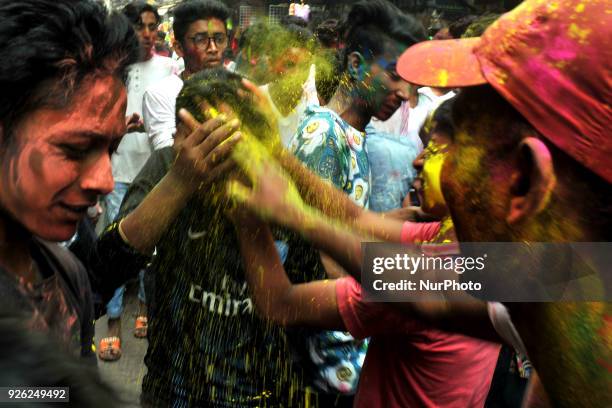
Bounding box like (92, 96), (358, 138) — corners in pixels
(0, 0), (609, 407)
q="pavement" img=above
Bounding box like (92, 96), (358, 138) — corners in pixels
(95, 284), (148, 407)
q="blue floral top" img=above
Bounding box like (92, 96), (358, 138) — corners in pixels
(290, 105), (371, 208)
(288, 105), (370, 395)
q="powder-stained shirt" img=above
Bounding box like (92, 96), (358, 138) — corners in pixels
(0, 238), (96, 363)
(96, 147), (324, 407)
(290, 105), (371, 208)
(337, 276), (500, 408)
(289, 106), (369, 395)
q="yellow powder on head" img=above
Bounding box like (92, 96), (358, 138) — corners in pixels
(568, 23), (591, 43)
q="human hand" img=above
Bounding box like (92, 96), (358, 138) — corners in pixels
(168, 108), (241, 195)
(125, 113), (145, 133)
(238, 78), (282, 152)
(227, 141), (308, 229)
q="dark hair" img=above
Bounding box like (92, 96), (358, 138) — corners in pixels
(176, 68), (273, 143)
(339, 0), (426, 69)
(432, 98), (456, 138)
(315, 19), (340, 48)
(448, 15), (477, 38)
(0, 0), (139, 135)
(172, 0), (229, 45)
(123, 0), (160, 25)
(0, 311), (121, 407)
(461, 14), (501, 38)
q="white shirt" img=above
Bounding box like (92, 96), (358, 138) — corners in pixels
(143, 74), (184, 150)
(111, 55), (177, 183)
(260, 64), (319, 147)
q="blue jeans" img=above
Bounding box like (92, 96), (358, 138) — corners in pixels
(107, 269), (147, 319)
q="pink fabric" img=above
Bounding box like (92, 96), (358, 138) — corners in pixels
(336, 277), (500, 408)
(400, 221), (441, 244)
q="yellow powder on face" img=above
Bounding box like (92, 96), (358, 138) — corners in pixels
(422, 145), (448, 210)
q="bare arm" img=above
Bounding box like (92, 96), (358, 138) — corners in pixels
(234, 214), (344, 330)
(276, 150), (405, 242)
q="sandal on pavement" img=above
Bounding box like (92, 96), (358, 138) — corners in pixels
(134, 316), (148, 338)
(98, 336), (122, 361)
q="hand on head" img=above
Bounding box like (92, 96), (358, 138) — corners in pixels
(238, 78), (282, 151)
(170, 107), (241, 195)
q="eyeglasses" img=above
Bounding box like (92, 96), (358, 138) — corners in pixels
(187, 32), (228, 49)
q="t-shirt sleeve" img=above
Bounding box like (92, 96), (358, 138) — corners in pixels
(292, 115), (348, 190)
(400, 221), (441, 244)
(143, 85), (176, 150)
(335, 276), (422, 339)
(117, 147), (175, 220)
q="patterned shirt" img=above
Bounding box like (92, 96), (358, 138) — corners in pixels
(289, 106), (370, 395)
(290, 105), (371, 208)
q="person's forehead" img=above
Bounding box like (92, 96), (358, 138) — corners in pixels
(139, 11), (157, 24)
(67, 76), (126, 130)
(186, 18), (226, 35)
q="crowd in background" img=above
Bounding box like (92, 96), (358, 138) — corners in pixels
(0, 0), (609, 407)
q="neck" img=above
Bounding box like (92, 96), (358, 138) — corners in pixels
(430, 87), (450, 97)
(327, 78), (370, 132)
(0, 211), (34, 282)
(141, 48), (154, 62)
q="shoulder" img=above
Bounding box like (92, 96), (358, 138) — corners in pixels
(299, 106), (347, 139)
(35, 240), (90, 294)
(145, 75), (183, 99)
(153, 54), (177, 67)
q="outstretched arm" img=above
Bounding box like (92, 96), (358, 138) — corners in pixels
(234, 213), (344, 330)
(240, 78), (406, 242)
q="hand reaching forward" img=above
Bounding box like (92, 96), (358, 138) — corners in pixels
(228, 139), (314, 230)
(169, 108), (242, 195)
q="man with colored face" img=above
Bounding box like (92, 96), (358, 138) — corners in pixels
(142, 0), (229, 154)
(397, 0), (611, 405)
(255, 23), (320, 147)
(98, 0), (177, 362)
(0, 0), (139, 363)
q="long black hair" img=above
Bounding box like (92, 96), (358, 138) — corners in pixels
(0, 0), (139, 136)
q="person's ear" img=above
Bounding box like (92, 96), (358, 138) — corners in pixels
(347, 52), (365, 81)
(507, 137), (556, 224)
(173, 40), (184, 58)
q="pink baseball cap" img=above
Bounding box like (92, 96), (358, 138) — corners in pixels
(398, 0), (612, 183)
